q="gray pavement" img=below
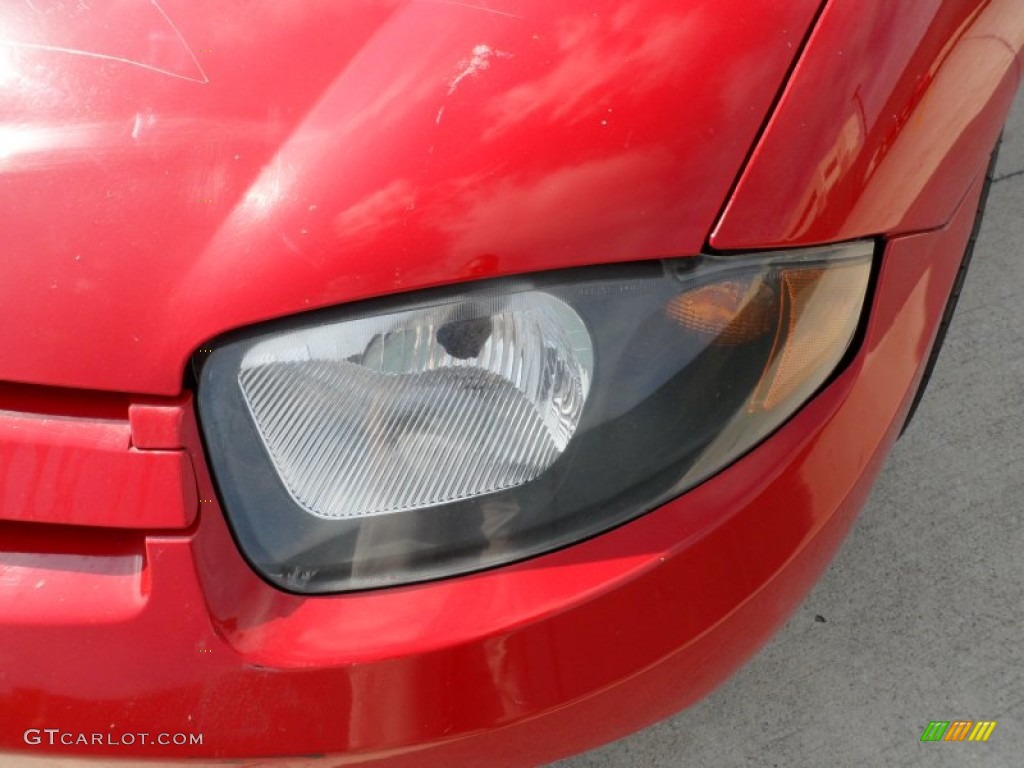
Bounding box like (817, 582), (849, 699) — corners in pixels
(555, 89), (1024, 767)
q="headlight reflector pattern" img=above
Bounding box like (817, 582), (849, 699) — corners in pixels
(237, 294), (593, 519)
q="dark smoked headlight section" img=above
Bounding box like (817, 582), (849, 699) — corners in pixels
(195, 243), (874, 593)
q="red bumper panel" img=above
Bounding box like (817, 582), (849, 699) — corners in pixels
(0, 403), (197, 529)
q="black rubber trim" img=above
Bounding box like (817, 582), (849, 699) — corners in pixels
(900, 138), (1002, 436)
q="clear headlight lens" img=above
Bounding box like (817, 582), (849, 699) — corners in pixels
(196, 241), (873, 593)
(237, 293), (593, 519)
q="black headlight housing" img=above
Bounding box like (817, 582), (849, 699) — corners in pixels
(196, 242), (873, 593)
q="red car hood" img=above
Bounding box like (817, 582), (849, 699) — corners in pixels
(0, 0), (821, 395)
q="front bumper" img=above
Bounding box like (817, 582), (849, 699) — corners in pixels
(0, 175), (982, 767)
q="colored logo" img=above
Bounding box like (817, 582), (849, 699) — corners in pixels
(920, 721), (997, 742)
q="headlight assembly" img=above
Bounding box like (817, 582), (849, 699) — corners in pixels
(196, 241), (874, 593)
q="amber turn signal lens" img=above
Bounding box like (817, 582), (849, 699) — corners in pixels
(665, 276), (779, 345)
(751, 259), (871, 412)
(671, 244), (872, 494)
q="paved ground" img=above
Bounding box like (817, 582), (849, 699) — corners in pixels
(555, 90), (1024, 768)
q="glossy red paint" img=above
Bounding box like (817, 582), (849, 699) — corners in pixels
(712, 0), (1024, 248)
(129, 396), (194, 450)
(0, 404), (196, 529)
(0, 176), (985, 764)
(0, 0), (820, 395)
(1, 0), (1019, 763)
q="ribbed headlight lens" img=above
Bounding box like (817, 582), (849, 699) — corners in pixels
(237, 293), (593, 519)
(197, 241), (873, 592)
